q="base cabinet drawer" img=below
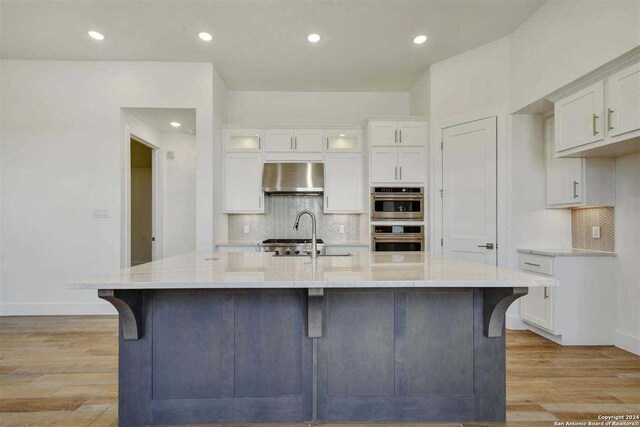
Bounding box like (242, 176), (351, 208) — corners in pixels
(518, 254), (554, 275)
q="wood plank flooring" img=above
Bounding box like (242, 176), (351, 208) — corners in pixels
(0, 316), (638, 426)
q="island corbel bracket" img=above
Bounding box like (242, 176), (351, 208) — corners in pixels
(482, 287), (528, 338)
(307, 287), (324, 338)
(98, 289), (145, 340)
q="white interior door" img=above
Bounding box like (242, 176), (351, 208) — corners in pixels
(442, 117), (497, 265)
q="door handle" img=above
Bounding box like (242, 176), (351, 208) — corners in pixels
(477, 243), (494, 249)
(573, 180), (579, 199)
(607, 108), (614, 131)
(592, 113), (599, 136)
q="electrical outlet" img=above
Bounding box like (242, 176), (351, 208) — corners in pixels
(244, 225), (250, 234)
(339, 225), (345, 234)
(592, 226), (601, 239)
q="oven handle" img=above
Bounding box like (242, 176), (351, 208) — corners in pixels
(372, 194), (424, 200)
(372, 235), (424, 241)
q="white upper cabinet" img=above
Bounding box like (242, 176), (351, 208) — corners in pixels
(370, 120), (426, 147)
(367, 119), (427, 184)
(324, 153), (363, 213)
(370, 121), (399, 146)
(397, 147), (426, 183)
(265, 128), (323, 152)
(370, 147), (398, 183)
(553, 61), (640, 157)
(398, 122), (427, 146)
(545, 117), (615, 208)
(224, 128), (263, 152)
(224, 153), (264, 213)
(607, 62), (640, 138)
(325, 128), (362, 152)
(292, 129), (323, 152)
(265, 129), (295, 152)
(554, 81), (604, 152)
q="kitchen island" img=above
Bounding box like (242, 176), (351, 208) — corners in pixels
(71, 251), (556, 426)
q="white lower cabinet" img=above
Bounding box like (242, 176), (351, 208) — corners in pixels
(224, 153), (264, 213)
(518, 252), (616, 345)
(324, 153), (363, 213)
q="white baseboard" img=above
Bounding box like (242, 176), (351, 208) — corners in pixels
(615, 330), (640, 356)
(0, 303), (117, 316)
(506, 314), (528, 330)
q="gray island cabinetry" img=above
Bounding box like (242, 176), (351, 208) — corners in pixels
(71, 252), (556, 426)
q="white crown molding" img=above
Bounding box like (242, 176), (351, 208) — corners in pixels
(546, 46), (640, 103)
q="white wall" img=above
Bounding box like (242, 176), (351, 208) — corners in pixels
(163, 133), (196, 258)
(228, 91), (409, 126)
(430, 37), (510, 122)
(510, 0), (640, 112)
(615, 153), (640, 355)
(409, 68), (430, 118)
(211, 69), (229, 246)
(0, 60), (214, 315)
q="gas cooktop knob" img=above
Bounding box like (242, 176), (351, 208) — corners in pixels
(274, 250), (280, 256)
(295, 250), (300, 255)
(285, 249), (291, 255)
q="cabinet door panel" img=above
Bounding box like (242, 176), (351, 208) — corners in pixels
(554, 81), (604, 152)
(324, 153), (363, 213)
(397, 147), (425, 183)
(545, 117), (583, 206)
(265, 129), (294, 152)
(521, 285), (554, 332)
(370, 147), (398, 183)
(225, 153), (263, 212)
(370, 121), (398, 146)
(225, 129), (262, 152)
(325, 129), (362, 152)
(398, 122), (426, 146)
(294, 129), (323, 152)
(607, 63), (640, 137)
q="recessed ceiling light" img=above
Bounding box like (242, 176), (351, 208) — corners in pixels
(307, 33), (321, 43)
(88, 31), (105, 40)
(199, 32), (213, 42)
(413, 35), (428, 45)
(170, 122), (181, 128)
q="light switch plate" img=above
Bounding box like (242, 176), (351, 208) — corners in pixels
(93, 209), (110, 219)
(244, 225), (250, 234)
(592, 226), (601, 239)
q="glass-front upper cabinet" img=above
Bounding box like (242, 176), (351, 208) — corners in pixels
(324, 129), (362, 152)
(224, 128), (263, 152)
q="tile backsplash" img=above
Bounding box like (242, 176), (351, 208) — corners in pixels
(228, 195), (361, 243)
(571, 207), (615, 252)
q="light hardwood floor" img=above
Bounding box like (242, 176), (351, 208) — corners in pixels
(0, 316), (638, 427)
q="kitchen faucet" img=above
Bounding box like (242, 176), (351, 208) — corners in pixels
(293, 210), (318, 259)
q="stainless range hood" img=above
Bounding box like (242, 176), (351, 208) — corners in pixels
(262, 162), (324, 195)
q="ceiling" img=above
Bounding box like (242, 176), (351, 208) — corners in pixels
(126, 108), (196, 134)
(0, 0), (544, 91)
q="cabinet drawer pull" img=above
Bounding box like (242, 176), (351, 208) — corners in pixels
(592, 113), (599, 136)
(607, 108), (614, 131)
(544, 287), (549, 299)
(573, 180), (579, 199)
(524, 262), (541, 267)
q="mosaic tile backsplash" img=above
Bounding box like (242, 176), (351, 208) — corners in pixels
(228, 195), (361, 243)
(571, 207), (615, 252)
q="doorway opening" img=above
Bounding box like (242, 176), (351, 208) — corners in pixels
(130, 137), (154, 266)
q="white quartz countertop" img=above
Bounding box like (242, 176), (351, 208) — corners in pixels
(517, 248), (617, 257)
(70, 252), (557, 290)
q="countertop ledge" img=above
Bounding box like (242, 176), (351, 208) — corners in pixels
(215, 242), (369, 247)
(70, 252), (557, 290)
(517, 248), (617, 257)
